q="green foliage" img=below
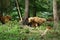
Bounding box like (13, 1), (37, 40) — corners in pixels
(0, 0), (60, 40)
(37, 12), (53, 19)
(47, 22), (54, 27)
(0, 21), (60, 40)
(0, 0), (53, 16)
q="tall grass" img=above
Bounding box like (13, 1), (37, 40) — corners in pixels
(0, 21), (60, 40)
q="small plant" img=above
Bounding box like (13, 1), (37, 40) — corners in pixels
(25, 28), (30, 33)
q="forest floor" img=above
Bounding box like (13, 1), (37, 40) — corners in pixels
(0, 21), (60, 40)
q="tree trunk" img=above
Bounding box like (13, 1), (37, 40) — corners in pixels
(33, 0), (36, 17)
(22, 0), (30, 25)
(0, 9), (3, 17)
(57, 2), (60, 20)
(0, 0), (3, 17)
(0, 0), (10, 16)
(15, 0), (22, 20)
(53, 0), (59, 31)
(33, 6), (36, 17)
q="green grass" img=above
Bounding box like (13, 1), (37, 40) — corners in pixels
(0, 21), (60, 40)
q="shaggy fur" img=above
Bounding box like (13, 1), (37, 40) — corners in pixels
(28, 17), (46, 27)
(0, 15), (11, 24)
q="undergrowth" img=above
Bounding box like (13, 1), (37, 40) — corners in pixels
(0, 21), (60, 40)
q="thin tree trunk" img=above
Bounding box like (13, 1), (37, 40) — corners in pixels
(33, 6), (36, 17)
(0, 0), (3, 17)
(53, 0), (59, 31)
(0, 9), (3, 17)
(22, 0), (30, 25)
(33, 0), (36, 17)
(24, 0), (30, 18)
(15, 0), (22, 20)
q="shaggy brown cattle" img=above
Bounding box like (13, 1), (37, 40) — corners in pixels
(0, 15), (11, 24)
(28, 17), (46, 27)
